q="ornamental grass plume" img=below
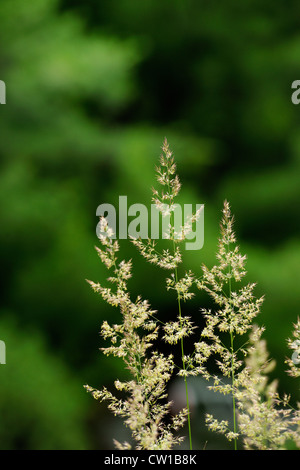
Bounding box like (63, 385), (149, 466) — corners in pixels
(84, 217), (187, 450)
(236, 325), (300, 449)
(85, 139), (300, 450)
(194, 201), (265, 448)
(194, 201), (300, 449)
(131, 139), (202, 450)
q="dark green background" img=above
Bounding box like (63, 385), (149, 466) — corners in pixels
(0, 0), (299, 449)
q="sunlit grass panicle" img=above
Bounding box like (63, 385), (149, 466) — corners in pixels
(236, 326), (299, 449)
(194, 201), (265, 447)
(85, 216), (187, 449)
(131, 139), (198, 449)
(85, 141), (300, 450)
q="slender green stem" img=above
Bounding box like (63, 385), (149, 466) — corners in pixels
(174, 263), (193, 450)
(228, 249), (237, 450)
(230, 331), (237, 450)
(166, 157), (192, 450)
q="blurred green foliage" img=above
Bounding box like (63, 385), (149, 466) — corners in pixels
(0, 315), (88, 449)
(0, 0), (300, 449)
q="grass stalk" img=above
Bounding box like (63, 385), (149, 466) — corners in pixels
(174, 262), (193, 450)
